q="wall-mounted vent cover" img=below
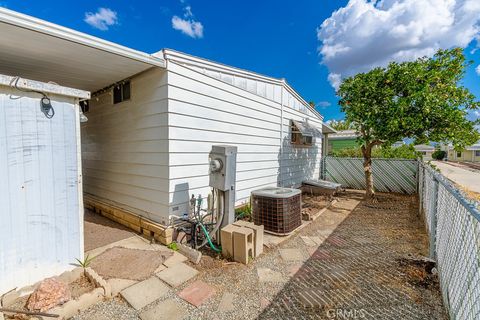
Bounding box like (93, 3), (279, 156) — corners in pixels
(251, 187), (301, 236)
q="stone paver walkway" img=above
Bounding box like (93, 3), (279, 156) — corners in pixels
(75, 191), (446, 320)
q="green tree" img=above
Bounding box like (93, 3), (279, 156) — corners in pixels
(337, 48), (480, 200)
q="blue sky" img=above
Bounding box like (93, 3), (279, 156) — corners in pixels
(4, 0), (480, 121)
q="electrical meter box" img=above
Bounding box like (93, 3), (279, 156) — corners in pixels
(209, 145), (237, 191)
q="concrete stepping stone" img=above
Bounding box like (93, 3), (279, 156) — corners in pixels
(120, 277), (170, 310)
(178, 280), (216, 307)
(139, 299), (186, 320)
(156, 262), (198, 287)
(257, 268), (284, 282)
(301, 236), (318, 247)
(163, 251), (188, 267)
(279, 248), (304, 261)
(310, 236), (325, 245)
(217, 292), (235, 312)
(107, 278), (138, 296)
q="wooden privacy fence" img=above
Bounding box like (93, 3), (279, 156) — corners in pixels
(321, 157), (418, 194)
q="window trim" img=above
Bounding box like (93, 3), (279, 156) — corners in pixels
(113, 81), (131, 105)
(290, 120), (314, 147)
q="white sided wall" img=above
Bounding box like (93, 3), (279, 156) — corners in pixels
(0, 85), (83, 294)
(167, 61), (322, 217)
(81, 68), (170, 224)
(81, 59), (323, 224)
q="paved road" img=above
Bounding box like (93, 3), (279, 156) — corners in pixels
(431, 161), (480, 193)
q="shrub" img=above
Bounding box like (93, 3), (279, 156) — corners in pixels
(331, 144), (419, 159)
(432, 150), (446, 160)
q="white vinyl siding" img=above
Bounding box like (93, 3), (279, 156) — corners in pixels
(167, 62), (322, 217)
(82, 58), (324, 224)
(0, 86), (83, 294)
(81, 68), (170, 224)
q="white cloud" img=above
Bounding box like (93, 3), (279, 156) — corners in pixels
(84, 8), (118, 31)
(327, 73), (342, 90)
(317, 101), (332, 108)
(318, 0), (480, 88)
(172, 6), (203, 38)
(184, 5), (193, 18)
(476, 65), (480, 75)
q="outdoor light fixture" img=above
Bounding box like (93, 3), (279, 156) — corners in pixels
(79, 109), (88, 123)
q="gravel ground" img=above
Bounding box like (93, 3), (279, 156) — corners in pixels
(72, 297), (138, 320)
(72, 191), (446, 320)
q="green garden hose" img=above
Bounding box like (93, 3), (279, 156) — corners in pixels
(199, 222), (221, 253)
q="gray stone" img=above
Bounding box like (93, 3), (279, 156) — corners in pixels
(107, 278), (138, 296)
(279, 248), (304, 261)
(310, 236), (325, 245)
(163, 252), (188, 268)
(139, 299), (186, 320)
(156, 263), (198, 287)
(257, 268), (284, 282)
(120, 277), (170, 310)
(217, 292), (235, 312)
(300, 236), (318, 247)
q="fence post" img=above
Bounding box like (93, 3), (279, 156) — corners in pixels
(429, 177), (439, 259)
(321, 157), (326, 180)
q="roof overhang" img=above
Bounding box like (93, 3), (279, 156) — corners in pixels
(0, 8), (165, 92)
(322, 123), (337, 134)
(292, 120), (322, 137)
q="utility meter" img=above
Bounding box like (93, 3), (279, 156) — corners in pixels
(209, 145), (237, 191)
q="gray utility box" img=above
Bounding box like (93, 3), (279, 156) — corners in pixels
(209, 145), (237, 191)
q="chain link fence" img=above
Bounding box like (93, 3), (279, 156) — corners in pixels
(418, 161), (480, 320)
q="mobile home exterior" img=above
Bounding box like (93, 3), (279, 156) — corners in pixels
(447, 143), (480, 162)
(0, 75), (89, 294)
(82, 50), (326, 225)
(414, 144), (435, 161)
(0, 7), (328, 238)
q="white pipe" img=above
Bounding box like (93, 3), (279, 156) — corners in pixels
(279, 80), (285, 187)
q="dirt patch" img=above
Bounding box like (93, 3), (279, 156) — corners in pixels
(84, 209), (135, 251)
(89, 247), (172, 281)
(398, 257), (437, 288)
(301, 194), (330, 217)
(70, 274), (96, 299)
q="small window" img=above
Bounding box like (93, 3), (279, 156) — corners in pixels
(291, 120), (313, 146)
(475, 150), (480, 157)
(421, 151), (427, 155)
(457, 151), (462, 158)
(113, 81), (131, 104)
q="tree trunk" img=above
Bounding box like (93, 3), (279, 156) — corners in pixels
(362, 144), (375, 200)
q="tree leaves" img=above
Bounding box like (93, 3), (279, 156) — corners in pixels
(337, 48), (480, 150)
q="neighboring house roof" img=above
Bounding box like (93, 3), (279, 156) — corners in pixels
(328, 130), (358, 140)
(446, 141), (480, 151)
(392, 141), (405, 147)
(414, 144), (435, 152)
(466, 142), (480, 151)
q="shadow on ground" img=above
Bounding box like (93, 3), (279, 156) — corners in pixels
(258, 191), (447, 320)
(84, 209), (135, 251)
